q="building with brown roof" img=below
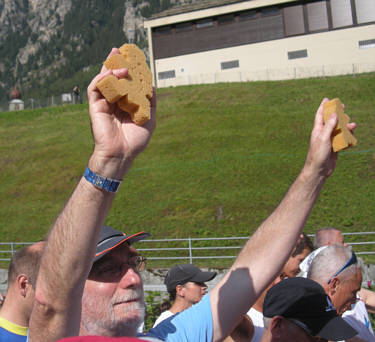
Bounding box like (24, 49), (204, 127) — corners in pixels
(144, 0), (375, 87)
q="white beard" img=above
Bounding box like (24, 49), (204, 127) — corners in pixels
(81, 287), (145, 337)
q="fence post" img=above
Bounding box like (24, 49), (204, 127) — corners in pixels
(188, 237), (192, 264)
(11, 242), (14, 257)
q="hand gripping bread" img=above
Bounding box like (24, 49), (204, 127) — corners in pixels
(97, 44), (152, 125)
(322, 98), (357, 152)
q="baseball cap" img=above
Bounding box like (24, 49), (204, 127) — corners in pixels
(263, 277), (357, 340)
(94, 225), (149, 263)
(164, 264), (217, 292)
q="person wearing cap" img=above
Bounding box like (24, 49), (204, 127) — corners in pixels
(28, 45), (356, 342)
(153, 264), (216, 327)
(261, 277), (357, 342)
(81, 225), (149, 337)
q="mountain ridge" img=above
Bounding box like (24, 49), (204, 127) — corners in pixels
(0, 0), (198, 103)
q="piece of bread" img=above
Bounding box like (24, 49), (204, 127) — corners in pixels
(97, 44), (152, 125)
(322, 98), (357, 152)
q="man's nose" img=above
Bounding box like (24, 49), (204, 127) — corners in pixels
(118, 267), (143, 288)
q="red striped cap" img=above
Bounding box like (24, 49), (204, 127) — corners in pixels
(94, 226), (149, 263)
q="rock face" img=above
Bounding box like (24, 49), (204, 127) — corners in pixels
(0, 0), (200, 103)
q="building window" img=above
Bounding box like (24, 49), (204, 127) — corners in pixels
(261, 6), (280, 17)
(359, 39), (375, 49)
(154, 25), (171, 34)
(355, 0), (375, 24)
(158, 70), (176, 80)
(307, 1), (329, 32)
(218, 14), (234, 24)
(175, 22), (193, 32)
(288, 49), (308, 60)
(239, 9), (257, 21)
(331, 0), (353, 28)
(221, 60), (239, 70)
(196, 18), (214, 28)
(284, 5), (305, 36)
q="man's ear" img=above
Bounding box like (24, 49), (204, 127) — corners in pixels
(270, 316), (286, 339)
(175, 284), (184, 297)
(327, 277), (340, 298)
(17, 274), (30, 297)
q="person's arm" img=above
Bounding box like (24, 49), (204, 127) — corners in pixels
(29, 48), (156, 342)
(359, 288), (375, 314)
(210, 98), (356, 342)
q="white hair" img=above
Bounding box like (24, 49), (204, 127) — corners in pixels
(307, 245), (359, 284)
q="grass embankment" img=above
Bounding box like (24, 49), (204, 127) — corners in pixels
(0, 74), (374, 267)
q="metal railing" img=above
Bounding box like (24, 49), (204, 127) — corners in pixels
(1, 231), (374, 265)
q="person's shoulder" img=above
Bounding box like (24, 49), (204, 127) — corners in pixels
(153, 310), (174, 328)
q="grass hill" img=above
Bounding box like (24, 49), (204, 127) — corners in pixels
(1, 74), (374, 265)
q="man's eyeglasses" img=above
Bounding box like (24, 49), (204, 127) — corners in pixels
(327, 251), (357, 285)
(90, 255), (147, 280)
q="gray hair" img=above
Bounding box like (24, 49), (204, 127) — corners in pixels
(314, 227), (341, 248)
(307, 245), (359, 284)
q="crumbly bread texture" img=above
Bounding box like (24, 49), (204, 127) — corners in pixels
(97, 44), (152, 125)
(322, 98), (357, 152)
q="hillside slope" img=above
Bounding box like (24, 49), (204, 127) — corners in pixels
(1, 75), (374, 249)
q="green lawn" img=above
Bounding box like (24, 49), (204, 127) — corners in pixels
(1, 74), (374, 266)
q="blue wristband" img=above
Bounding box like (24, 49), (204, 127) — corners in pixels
(83, 166), (122, 193)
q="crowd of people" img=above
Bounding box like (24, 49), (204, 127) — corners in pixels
(0, 47), (373, 342)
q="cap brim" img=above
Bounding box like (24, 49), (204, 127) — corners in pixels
(190, 270), (217, 283)
(94, 231), (149, 263)
(317, 316), (357, 340)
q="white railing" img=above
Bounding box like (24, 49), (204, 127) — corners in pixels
(1, 231), (374, 265)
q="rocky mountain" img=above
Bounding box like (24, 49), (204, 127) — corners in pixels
(0, 0), (196, 103)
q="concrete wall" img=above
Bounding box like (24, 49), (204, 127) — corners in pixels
(154, 24), (375, 88)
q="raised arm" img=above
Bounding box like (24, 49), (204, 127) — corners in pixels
(29, 48), (156, 342)
(210, 98), (356, 341)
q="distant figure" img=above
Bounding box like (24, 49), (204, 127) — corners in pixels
(73, 85), (81, 104)
(0, 242), (44, 342)
(9, 86), (21, 100)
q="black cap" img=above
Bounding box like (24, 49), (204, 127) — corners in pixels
(164, 264), (217, 292)
(94, 226), (149, 263)
(263, 277), (357, 341)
